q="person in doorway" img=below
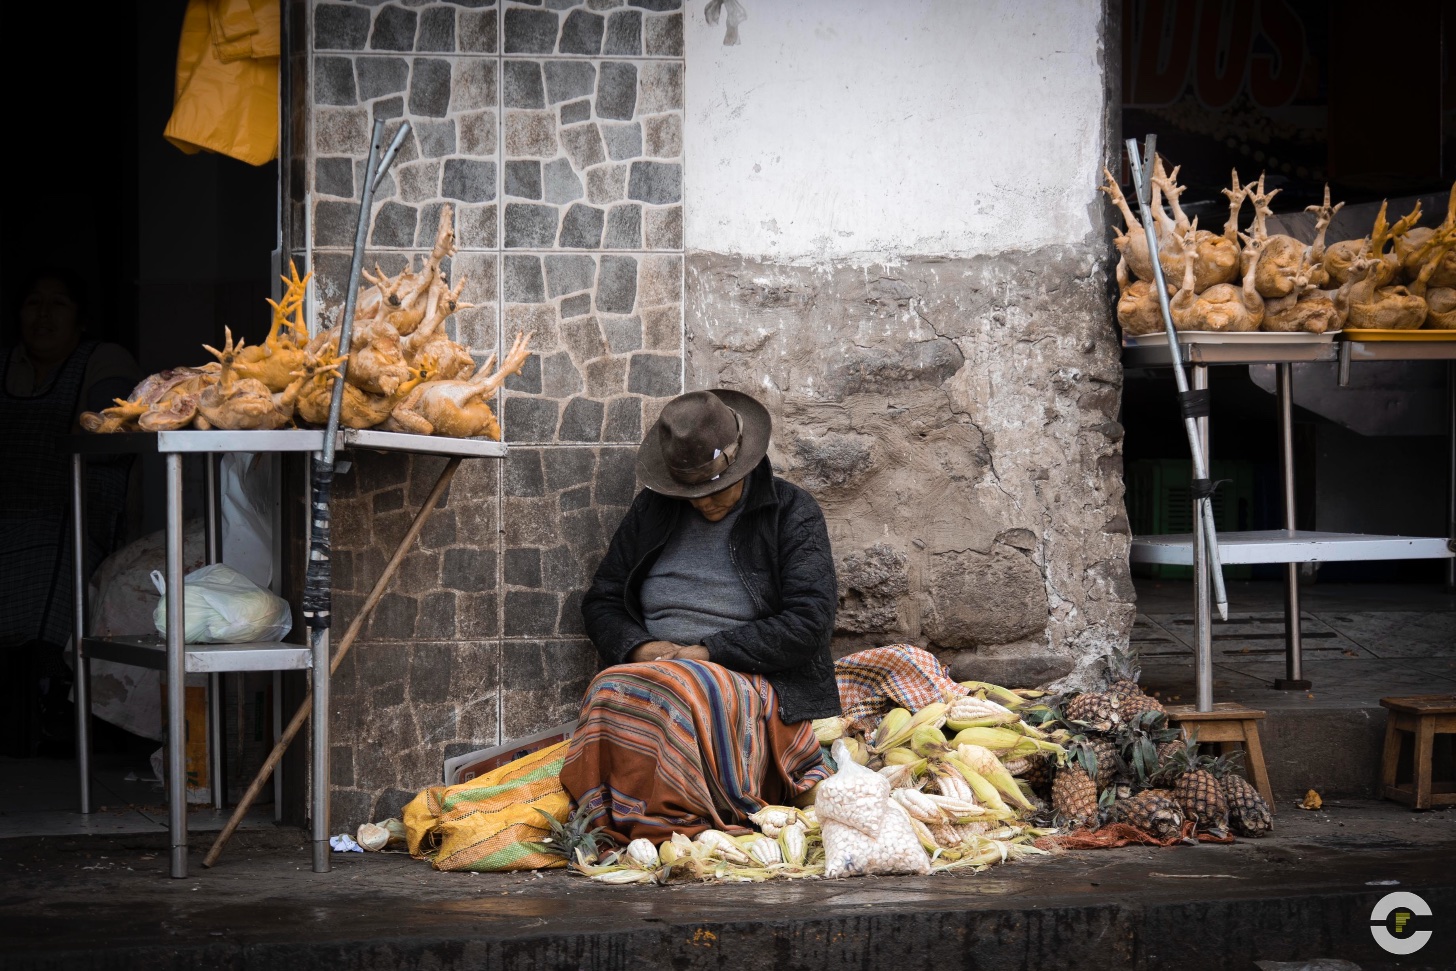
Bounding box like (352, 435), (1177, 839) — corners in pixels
(562, 389), (841, 845)
(0, 268), (140, 756)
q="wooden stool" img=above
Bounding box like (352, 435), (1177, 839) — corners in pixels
(1380, 695), (1456, 810)
(1165, 702), (1275, 810)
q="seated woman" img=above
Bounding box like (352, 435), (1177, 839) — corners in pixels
(561, 389), (841, 845)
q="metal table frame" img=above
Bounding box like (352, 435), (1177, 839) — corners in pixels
(1124, 338), (1456, 696)
(69, 429), (506, 878)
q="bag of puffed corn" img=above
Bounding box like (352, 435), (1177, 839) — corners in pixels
(817, 740), (931, 878)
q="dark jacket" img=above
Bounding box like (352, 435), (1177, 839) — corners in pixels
(581, 458), (841, 724)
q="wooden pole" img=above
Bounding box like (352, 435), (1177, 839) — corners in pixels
(203, 456), (463, 868)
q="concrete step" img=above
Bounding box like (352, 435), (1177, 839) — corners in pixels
(2, 803), (1454, 971)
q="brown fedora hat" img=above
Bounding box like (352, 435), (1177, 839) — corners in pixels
(637, 389), (772, 499)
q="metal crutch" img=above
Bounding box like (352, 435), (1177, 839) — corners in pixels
(1124, 135), (1229, 710)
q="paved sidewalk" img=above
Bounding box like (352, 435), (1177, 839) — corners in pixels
(2, 798), (1452, 971)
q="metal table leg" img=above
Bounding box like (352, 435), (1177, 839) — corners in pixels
(309, 452), (330, 874)
(1275, 363), (1311, 690)
(1192, 365), (1214, 711)
(72, 454), (91, 813)
(273, 670), (283, 822)
(205, 455), (225, 811)
(1447, 361), (1455, 589)
(312, 630), (330, 873)
(166, 453), (188, 878)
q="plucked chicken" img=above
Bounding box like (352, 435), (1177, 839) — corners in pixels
(382, 331), (534, 439)
(1169, 222), (1264, 331)
(194, 329), (300, 430)
(231, 262), (312, 392)
(81, 366), (218, 433)
(1153, 159), (1242, 291)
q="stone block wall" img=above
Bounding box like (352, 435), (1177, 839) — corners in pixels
(287, 0), (686, 826)
(685, 246), (1135, 689)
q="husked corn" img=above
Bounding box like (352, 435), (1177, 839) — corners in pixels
(747, 836), (783, 866)
(625, 838), (658, 867)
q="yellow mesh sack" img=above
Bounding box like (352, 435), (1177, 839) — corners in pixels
(402, 741), (571, 872)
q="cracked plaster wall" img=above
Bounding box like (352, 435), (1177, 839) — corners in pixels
(684, 0), (1131, 686)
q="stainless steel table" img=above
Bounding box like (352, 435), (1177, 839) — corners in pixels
(1124, 336), (1456, 700)
(68, 429), (506, 878)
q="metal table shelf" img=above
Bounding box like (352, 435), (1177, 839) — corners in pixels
(68, 428), (507, 878)
(1131, 530), (1456, 565)
(66, 427), (508, 458)
(1123, 340), (1339, 369)
(1121, 335), (1456, 698)
(83, 635), (314, 673)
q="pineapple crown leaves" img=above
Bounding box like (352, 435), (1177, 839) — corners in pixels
(1163, 735), (1216, 780)
(1114, 709), (1175, 786)
(526, 805), (607, 862)
(1207, 749), (1247, 780)
(1106, 646), (1144, 686)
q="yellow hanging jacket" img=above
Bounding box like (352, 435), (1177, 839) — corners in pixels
(163, 0), (279, 166)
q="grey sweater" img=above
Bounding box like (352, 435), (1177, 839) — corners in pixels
(638, 483), (759, 644)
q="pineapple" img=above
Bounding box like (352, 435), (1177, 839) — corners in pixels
(1084, 735), (1125, 792)
(1106, 647), (1166, 721)
(1051, 763), (1100, 829)
(1062, 691), (1122, 732)
(1111, 689), (1165, 723)
(1165, 741), (1229, 836)
(1016, 752), (1054, 799)
(1113, 790), (1184, 839)
(1212, 754), (1273, 838)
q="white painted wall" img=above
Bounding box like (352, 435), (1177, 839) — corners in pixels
(683, 0), (1107, 262)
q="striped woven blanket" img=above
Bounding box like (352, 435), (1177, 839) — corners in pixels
(559, 659), (829, 845)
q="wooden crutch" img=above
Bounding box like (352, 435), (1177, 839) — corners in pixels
(203, 456), (462, 868)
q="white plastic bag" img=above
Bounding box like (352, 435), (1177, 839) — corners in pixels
(151, 563), (292, 644)
(817, 740), (930, 878)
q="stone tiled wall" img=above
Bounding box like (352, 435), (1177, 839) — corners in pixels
(287, 0), (685, 825)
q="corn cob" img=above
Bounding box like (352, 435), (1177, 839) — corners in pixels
(957, 743), (1035, 811)
(778, 822), (808, 866)
(747, 836), (783, 866)
(748, 805), (796, 837)
(921, 792), (986, 820)
(931, 767), (976, 803)
(870, 708), (912, 751)
(811, 716), (848, 744)
(954, 726), (1062, 758)
(909, 725), (951, 758)
(878, 763), (918, 788)
(892, 787), (946, 822)
(625, 838), (659, 868)
(872, 703), (948, 752)
(590, 867), (657, 884)
(945, 696), (1022, 730)
(957, 680), (1028, 709)
(944, 755), (1012, 814)
(695, 829), (752, 864)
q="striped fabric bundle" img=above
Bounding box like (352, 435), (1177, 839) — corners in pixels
(834, 644), (966, 731)
(560, 659), (829, 845)
(402, 740), (572, 871)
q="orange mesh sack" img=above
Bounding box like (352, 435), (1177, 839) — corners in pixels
(403, 741), (571, 872)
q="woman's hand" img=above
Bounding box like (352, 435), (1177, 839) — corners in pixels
(628, 641), (710, 662)
(628, 641), (677, 662)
